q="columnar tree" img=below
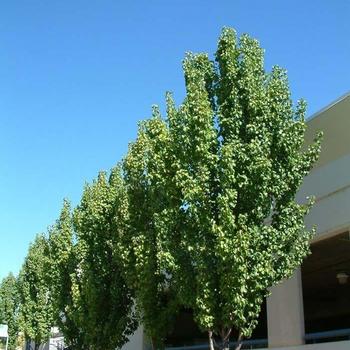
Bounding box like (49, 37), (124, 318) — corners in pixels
(122, 108), (179, 349)
(18, 234), (53, 350)
(73, 168), (136, 350)
(135, 27), (321, 350)
(0, 273), (19, 350)
(47, 200), (86, 349)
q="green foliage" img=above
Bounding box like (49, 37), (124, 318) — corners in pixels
(128, 27), (322, 349)
(73, 168), (137, 350)
(47, 200), (86, 349)
(0, 273), (19, 350)
(123, 108), (179, 348)
(18, 234), (53, 347)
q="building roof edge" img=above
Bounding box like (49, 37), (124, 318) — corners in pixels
(307, 91), (350, 122)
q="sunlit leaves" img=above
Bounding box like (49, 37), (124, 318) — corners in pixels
(128, 26), (321, 347)
(0, 273), (19, 350)
(18, 235), (53, 347)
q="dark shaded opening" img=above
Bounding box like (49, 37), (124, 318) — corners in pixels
(302, 232), (350, 343)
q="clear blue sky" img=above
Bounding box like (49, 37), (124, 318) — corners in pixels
(1, 0), (349, 280)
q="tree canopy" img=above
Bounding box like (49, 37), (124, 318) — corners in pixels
(123, 109), (179, 348)
(0, 273), (19, 350)
(125, 27), (321, 350)
(72, 169), (137, 350)
(18, 234), (53, 350)
(47, 199), (86, 349)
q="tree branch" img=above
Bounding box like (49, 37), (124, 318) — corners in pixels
(208, 330), (215, 350)
(234, 332), (244, 350)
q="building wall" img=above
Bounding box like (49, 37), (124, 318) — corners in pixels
(267, 94), (350, 348)
(298, 94), (350, 241)
(304, 93), (350, 171)
(298, 153), (350, 240)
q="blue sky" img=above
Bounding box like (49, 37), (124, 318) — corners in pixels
(0, 0), (349, 280)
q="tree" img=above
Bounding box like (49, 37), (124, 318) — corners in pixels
(133, 27), (322, 350)
(0, 273), (19, 350)
(73, 168), (136, 350)
(122, 109), (179, 349)
(18, 234), (53, 350)
(47, 200), (86, 350)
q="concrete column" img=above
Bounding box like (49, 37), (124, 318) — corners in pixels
(267, 269), (305, 348)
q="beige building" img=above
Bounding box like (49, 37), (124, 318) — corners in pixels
(123, 93), (350, 350)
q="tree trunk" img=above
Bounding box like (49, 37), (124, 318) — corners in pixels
(234, 342), (243, 350)
(234, 333), (243, 350)
(150, 336), (155, 350)
(208, 328), (238, 350)
(25, 339), (32, 350)
(220, 328), (231, 350)
(208, 331), (215, 350)
(221, 338), (230, 350)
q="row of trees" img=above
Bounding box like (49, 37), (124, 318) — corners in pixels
(0, 27), (321, 350)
